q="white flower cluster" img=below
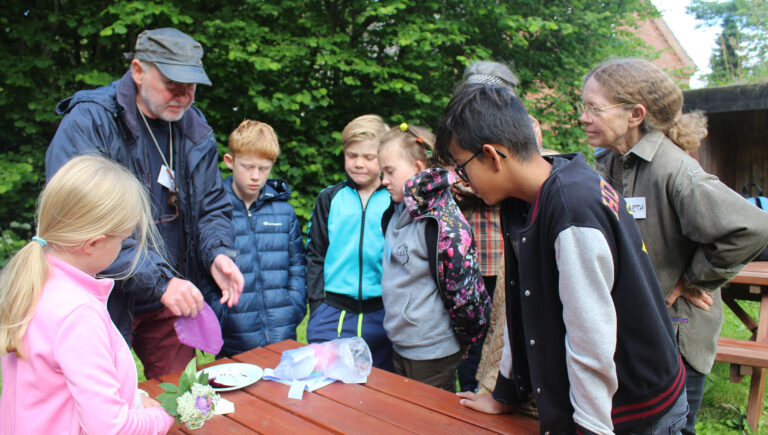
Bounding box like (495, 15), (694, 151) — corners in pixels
(176, 384), (220, 429)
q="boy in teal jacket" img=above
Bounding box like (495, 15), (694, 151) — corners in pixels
(305, 114), (393, 370)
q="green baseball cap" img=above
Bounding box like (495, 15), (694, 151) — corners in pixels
(125, 28), (212, 86)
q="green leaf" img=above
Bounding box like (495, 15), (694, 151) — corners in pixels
(183, 357), (197, 379)
(157, 392), (179, 417)
(178, 373), (191, 394)
(159, 382), (178, 393)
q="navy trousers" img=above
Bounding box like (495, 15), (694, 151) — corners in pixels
(306, 301), (394, 371)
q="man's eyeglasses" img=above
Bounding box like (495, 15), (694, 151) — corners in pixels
(577, 102), (629, 115)
(455, 147), (507, 183)
(155, 189), (179, 224)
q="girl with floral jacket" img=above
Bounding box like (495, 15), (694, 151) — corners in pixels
(378, 124), (490, 391)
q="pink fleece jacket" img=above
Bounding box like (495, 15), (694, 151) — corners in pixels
(0, 255), (173, 434)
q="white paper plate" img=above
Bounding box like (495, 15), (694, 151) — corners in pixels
(198, 363), (263, 392)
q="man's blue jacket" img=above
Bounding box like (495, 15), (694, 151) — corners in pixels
(45, 71), (235, 341)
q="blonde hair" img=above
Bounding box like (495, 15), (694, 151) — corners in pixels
(228, 120), (280, 161)
(378, 124), (437, 167)
(341, 114), (389, 149)
(0, 155), (159, 359)
(585, 58), (707, 152)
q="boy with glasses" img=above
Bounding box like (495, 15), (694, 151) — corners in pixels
(435, 84), (686, 434)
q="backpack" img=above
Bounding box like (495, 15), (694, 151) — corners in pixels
(742, 182), (768, 210)
(741, 182), (768, 260)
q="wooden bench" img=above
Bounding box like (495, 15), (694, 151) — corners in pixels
(716, 337), (768, 370)
(715, 336), (768, 432)
(720, 265), (768, 433)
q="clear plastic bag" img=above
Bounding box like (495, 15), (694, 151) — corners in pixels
(273, 337), (372, 383)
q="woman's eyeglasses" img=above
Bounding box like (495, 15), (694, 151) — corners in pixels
(577, 102), (629, 115)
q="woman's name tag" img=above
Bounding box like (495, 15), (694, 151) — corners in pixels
(625, 197), (646, 219)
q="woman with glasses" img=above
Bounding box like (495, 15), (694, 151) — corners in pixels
(580, 58), (768, 434)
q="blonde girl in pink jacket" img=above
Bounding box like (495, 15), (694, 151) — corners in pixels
(0, 155), (174, 434)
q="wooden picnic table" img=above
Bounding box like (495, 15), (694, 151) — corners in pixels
(719, 261), (768, 432)
(139, 339), (539, 434)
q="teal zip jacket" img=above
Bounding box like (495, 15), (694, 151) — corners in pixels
(305, 180), (391, 313)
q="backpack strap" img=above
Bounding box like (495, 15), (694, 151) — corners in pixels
(381, 201), (396, 235)
(742, 181), (764, 198)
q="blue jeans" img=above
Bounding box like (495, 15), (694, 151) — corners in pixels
(682, 359), (706, 435)
(306, 301), (394, 371)
(617, 388), (688, 434)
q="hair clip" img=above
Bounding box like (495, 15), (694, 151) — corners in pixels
(400, 122), (433, 157)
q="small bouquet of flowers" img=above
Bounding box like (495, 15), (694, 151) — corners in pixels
(157, 358), (220, 429)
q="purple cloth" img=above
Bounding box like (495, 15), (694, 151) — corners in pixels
(173, 302), (223, 355)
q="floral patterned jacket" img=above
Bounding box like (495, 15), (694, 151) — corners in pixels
(403, 167), (491, 344)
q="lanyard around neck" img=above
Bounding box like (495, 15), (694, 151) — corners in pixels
(138, 105), (174, 187)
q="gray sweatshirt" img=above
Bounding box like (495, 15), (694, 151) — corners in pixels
(381, 203), (460, 360)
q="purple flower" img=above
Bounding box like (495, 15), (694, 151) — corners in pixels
(195, 396), (212, 415)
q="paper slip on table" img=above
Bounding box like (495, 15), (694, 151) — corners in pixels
(139, 339), (538, 434)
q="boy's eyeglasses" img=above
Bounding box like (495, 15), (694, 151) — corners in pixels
(455, 147), (507, 183)
(577, 102), (629, 115)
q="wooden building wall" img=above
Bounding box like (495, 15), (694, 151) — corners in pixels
(696, 109), (768, 193)
(683, 83), (768, 195)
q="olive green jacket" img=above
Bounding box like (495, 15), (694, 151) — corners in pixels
(596, 131), (768, 373)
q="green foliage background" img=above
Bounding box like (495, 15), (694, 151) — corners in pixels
(689, 0), (768, 86)
(0, 0), (655, 264)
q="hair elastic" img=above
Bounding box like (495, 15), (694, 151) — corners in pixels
(32, 236), (48, 247)
(399, 122), (433, 156)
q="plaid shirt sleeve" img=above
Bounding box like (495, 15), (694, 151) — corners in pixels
(465, 204), (504, 277)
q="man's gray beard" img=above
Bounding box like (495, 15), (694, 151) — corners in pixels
(139, 87), (192, 122)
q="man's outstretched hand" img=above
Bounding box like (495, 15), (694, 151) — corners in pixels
(211, 254), (244, 307)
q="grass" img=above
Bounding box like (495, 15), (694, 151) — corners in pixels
(696, 298), (768, 434)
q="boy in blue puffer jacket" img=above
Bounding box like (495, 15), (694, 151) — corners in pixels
(209, 120), (306, 357)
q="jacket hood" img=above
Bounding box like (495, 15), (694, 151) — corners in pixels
(225, 176), (292, 209)
(403, 167), (456, 218)
(56, 80), (120, 116)
(259, 178), (292, 203)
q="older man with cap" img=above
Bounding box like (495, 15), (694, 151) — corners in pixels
(46, 28), (244, 378)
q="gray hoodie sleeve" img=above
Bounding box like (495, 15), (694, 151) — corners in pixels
(555, 226), (618, 435)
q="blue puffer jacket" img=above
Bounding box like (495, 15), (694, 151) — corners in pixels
(208, 176), (307, 356)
